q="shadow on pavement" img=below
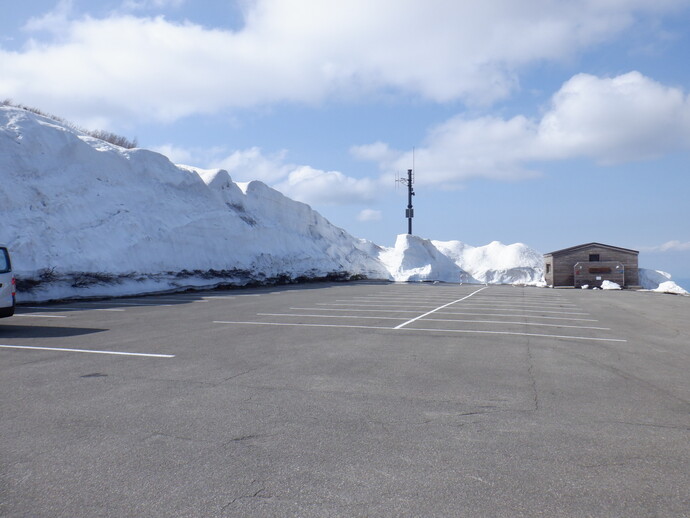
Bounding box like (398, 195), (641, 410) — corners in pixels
(0, 324), (108, 339)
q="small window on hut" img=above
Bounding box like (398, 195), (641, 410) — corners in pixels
(589, 254), (600, 262)
(546, 263), (551, 274)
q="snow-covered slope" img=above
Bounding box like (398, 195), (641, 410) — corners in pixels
(639, 269), (689, 295)
(0, 106), (388, 300)
(432, 239), (545, 285)
(379, 234), (474, 283)
(378, 234), (545, 285)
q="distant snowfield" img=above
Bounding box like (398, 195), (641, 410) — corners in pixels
(1, 106), (686, 301)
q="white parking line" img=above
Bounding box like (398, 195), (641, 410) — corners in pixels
(257, 313), (407, 321)
(212, 321), (626, 343)
(404, 327), (626, 343)
(434, 311), (598, 322)
(352, 296), (578, 308)
(0, 344), (175, 358)
(119, 298), (209, 303)
(89, 301), (173, 307)
(13, 314), (68, 318)
(290, 307), (598, 321)
(291, 307), (422, 314)
(461, 301), (579, 309)
(258, 313), (606, 329)
(214, 321), (390, 331)
(343, 296), (481, 302)
(22, 306), (126, 312)
(422, 318), (610, 330)
(318, 302), (448, 308)
(395, 286), (488, 329)
(449, 306), (590, 316)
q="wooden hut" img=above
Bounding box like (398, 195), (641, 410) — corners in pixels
(544, 243), (639, 288)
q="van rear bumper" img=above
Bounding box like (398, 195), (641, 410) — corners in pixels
(0, 303), (15, 318)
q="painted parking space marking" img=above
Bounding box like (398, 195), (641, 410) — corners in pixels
(291, 307), (422, 314)
(466, 302), (580, 309)
(259, 313), (607, 330)
(341, 296), (483, 302)
(214, 321), (391, 331)
(434, 311), (598, 322)
(460, 299), (579, 307)
(421, 318), (610, 330)
(21, 306), (126, 312)
(16, 298), (195, 314)
(352, 296), (579, 308)
(395, 287), (488, 329)
(84, 301), (174, 307)
(212, 321), (626, 343)
(402, 327), (626, 342)
(13, 313), (68, 318)
(318, 300), (586, 313)
(211, 284), (628, 343)
(447, 305), (590, 315)
(0, 344), (175, 358)
(317, 302), (454, 309)
(290, 307), (598, 322)
(258, 313), (407, 321)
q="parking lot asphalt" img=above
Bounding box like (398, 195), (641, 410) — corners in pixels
(1, 282), (689, 517)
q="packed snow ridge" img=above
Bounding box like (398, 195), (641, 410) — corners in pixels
(1, 106), (686, 301)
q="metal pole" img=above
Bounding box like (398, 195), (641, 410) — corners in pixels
(397, 166), (415, 235)
(406, 169), (414, 235)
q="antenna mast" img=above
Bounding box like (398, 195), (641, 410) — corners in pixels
(396, 166), (415, 235)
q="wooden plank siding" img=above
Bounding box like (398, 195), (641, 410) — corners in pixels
(544, 243), (639, 288)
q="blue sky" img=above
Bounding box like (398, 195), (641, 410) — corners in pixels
(2, 0), (689, 284)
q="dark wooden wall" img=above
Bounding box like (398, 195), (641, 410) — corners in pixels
(544, 245), (639, 287)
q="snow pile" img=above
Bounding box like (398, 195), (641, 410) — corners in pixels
(378, 234), (473, 283)
(639, 269), (689, 295)
(432, 239), (545, 285)
(601, 280), (622, 290)
(0, 106), (388, 301)
(377, 234), (545, 285)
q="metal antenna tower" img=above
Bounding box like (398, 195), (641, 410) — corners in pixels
(396, 168), (415, 235)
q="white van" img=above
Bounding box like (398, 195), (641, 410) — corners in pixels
(0, 245), (16, 318)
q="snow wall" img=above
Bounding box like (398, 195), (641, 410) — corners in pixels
(1, 106), (686, 301)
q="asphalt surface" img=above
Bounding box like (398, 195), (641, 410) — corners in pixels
(1, 282), (689, 517)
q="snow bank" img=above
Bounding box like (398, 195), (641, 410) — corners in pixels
(3, 105), (684, 302)
(0, 106), (388, 301)
(378, 234), (546, 286)
(601, 280), (622, 290)
(432, 239), (545, 285)
(639, 269), (689, 295)
(378, 235), (473, 283)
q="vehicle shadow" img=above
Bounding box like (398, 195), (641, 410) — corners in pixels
(0, 324), (108, 339)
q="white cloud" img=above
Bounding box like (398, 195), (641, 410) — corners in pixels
(641, 240), (690, 252)
(209, 147), (292, 184)
(121, 0), (186, 10)
(350, 141), (398, 163)
(23, 0), (75, 36)
(357, 209), (382, 222)
(538, 71), (690, 163)
(150, 144), (378, 205)
(150, 143), (196, 165)
(2, 1), (686, 124)
(357, 72), (690, 187)
(275, 166), (377, 206)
